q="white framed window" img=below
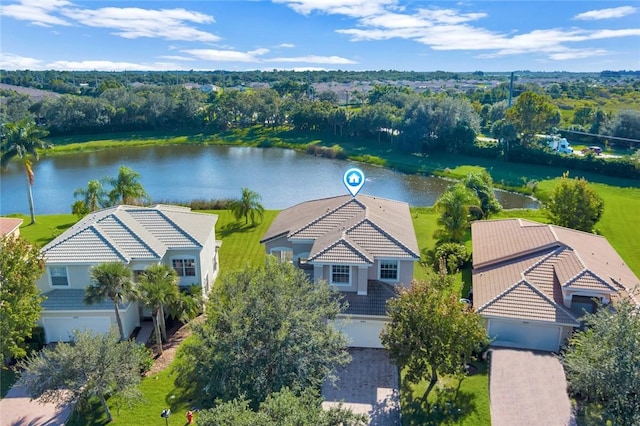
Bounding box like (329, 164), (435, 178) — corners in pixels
(331, 265), (351, 285)
(172, 258), (196, 277)
(49, 266), (69, 286)
(379, 260), (399, 281)
(270, 249), (293, 263)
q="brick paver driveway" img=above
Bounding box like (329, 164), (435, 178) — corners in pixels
(322, 348), (400, 425)
(490, 348), (577, 426)
(0, 385), (72, 426)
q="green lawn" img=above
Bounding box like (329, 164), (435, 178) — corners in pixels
(1, 367), (17, 400)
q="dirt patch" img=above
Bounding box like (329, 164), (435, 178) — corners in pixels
(146, 316), (203, 376)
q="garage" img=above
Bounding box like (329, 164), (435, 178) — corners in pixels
(43, 316), (112, 344)
(333, 316), (386, 348)
(488, 319), (561, 352)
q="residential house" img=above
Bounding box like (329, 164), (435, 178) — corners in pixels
(0, 217), (23, 239)
(35, 204), (220, 343)
(261, 194), (420, 348)
(472, 219), (639, 352)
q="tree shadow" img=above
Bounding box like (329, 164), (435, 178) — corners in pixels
(218, 222), (258, 238)
(400, 375), (478, 426)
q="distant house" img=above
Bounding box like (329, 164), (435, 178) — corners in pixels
(35, 205), (220, 344)
(472, 219), (639, 352)
(261, 194), (420, 348)
(0, 217), (23, 239)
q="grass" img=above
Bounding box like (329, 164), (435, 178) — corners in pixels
(400, 361), (491, 426)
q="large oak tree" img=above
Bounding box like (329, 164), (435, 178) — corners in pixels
(173, 259), (350, 408)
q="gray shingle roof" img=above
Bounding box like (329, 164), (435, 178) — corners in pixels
(42, 205), (217, 264)
(42, 289), (131, 311)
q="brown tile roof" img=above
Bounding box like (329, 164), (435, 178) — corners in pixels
(262, 194), (419, 263)
(0, 217), (23, 237)
(472, 219), (639, 325)
(477, 280), (578, 325)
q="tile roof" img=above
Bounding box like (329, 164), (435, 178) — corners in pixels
(0, 217), (23, 237)
(472, 219), (640, 325)
(42, 289), (131, 311)
(339, 280), (397, 316)
(262, 194), (419, 264)
(477, 280), (578, 325)
(41, 205), (217, 264)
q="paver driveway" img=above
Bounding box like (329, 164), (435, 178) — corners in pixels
(322, 348), (400, 425)
(490, 348), (576, 426)
(0, 385), (72, 426)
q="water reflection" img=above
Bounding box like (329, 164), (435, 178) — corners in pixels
(0, 145), (538, 215)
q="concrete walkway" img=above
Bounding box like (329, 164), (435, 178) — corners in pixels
(0, 386), (72, 426)
(490, 348), (576, 426)
(322, 348), (400, 425)
(135, 321), (154, 345)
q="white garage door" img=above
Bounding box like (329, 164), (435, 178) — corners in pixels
(488, 320), (561, 352)
(336, 318), (386, 348)
(43, 317), (111, 343)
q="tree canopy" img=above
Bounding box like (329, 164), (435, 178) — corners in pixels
(106, 165), (151, 206)
(545, 173), (604, 232)
(196, 387), (366, 426)
(434, 183), (480, 243)
(84, 262), (135, 341)
(0, 118), (50, 223)
(174, 259), (350, 408)
(505, 91), (560, 147)
(462, 170), (502, 219)
(17, 329), (151, 423)
(562, 301), (640, 425)
(381, 273), (488, 400)
(228, 187), (265, 225)
(0, 235), (45, 363)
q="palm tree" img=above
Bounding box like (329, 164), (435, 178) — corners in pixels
(229, 187), (265, 225)
(107, 165), (151, 206)
(85, 262), (135, 341)
(434, 183), (480, 243)
(73, 179), (109, 213)
(0, 119), (50, 224)
(135, 264), (180, 355)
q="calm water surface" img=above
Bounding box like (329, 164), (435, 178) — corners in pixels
(0, 145), (538, 215)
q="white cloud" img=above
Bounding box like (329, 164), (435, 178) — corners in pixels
(0, 53), (44, 70)
(158, 55), (197, 62)
(267, 55), (357, 64)
(63, 7), (219, 42)
(277, 43), (296, 48)
(45, 60), (185, 71)
(0, 0), (73, 26)
(548, 48), (608, 60)
(574, 6), (637, 20)
(182, 48), (270, 62)
(273, 0), (398, 18)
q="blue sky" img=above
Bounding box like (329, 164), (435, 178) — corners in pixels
(1, 0), (639, 72)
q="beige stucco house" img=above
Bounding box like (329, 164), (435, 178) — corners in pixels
(472, 219), (639, 352)
(261, 194), (420, 348)
(35, 204), (220, 343)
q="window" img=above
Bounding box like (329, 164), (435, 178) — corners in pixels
(331, 265), (350, 285)
(379, 261), (398, 281)
(49, 266), (69, 286)
(172, 258), (196, 277)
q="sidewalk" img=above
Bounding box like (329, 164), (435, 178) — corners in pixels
(0, 385), (72, 426)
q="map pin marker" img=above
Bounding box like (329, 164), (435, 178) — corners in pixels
(343, 167), (365, 197)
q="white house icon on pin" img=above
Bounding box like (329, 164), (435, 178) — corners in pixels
(343, 167), (365, 197)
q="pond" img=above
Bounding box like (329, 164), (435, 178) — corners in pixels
(0, 144), (538, 215)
